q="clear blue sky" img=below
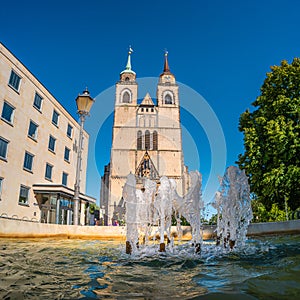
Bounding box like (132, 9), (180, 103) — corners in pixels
(1, 0), (300, 212)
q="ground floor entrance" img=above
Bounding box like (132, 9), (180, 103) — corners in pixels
(40, 195), (75, 225)
(33, 184), (96, 225)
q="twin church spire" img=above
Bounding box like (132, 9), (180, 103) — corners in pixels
(120, 46), (135, 75)
(120, 47), (175, 81)
(162, 51), (171, 74)
(117, 47), (178, 107)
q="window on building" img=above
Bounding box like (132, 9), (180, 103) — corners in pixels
(28, 120), (38, 140)
(8, 70), (21, 91)
(122, 91), (130, 103)
(64, 147), (70, 162)
(164, 94), (173, 104)
(48, 135), (56, 153)
(1, 101), (15, 124)
(0, 177), (3, 200)
(23, 151), (34, 172)
(45, 163), (53, 180)
(153, 131), (158, 150)
(33, 93), (43, 110)
(0, 137), (9, 160)
(67, 124), (73, 138)
(52, 109), (59, 126)
(62, 172), (68, 186)
(19, 185), (29, 205)
(145, 130), (150, 150)
(137, 130), (142, 150)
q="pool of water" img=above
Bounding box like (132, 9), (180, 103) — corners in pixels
(0, 235), (300, 299)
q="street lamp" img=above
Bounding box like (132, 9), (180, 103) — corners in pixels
(73, 88), (94, 225)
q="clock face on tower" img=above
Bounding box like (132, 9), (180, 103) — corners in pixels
(162, 74), (174, 84)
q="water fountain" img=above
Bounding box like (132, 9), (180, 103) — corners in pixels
(212, 166), (253, 250)
(123, 166), (254, 255)
(123, 170), (204, 254)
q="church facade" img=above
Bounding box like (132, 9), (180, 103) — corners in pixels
(100, 50), (189, 225)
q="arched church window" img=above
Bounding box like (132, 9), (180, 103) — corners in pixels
(137, 131), (142, 150)
(164, 94), (173, 104)
(153, 131), (158, 150)
(145, 130), (150, 150)
(122, 91), (130, 103)
(125, 77), (130, 81)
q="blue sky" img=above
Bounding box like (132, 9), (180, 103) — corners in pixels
(1, 0), (300, 212)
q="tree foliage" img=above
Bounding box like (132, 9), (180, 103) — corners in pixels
(251, 198), (300, 222)
(88, 203), (99, 214)
(238, 58), (300, 211)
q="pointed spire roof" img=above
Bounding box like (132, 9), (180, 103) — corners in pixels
(161, 50), (173, 75)
(163, 50), (171, 73)
(140, 93), (155, 106)
(120, 46), (136, 75)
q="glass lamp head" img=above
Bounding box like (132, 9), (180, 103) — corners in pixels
(75, 88), (94, 115)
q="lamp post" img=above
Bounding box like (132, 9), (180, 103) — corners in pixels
(73, 88), (94, 225)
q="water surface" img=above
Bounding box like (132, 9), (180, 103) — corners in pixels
(0, 235), (299, 299)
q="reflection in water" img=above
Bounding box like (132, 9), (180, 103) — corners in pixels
(0, 235), (300, 299)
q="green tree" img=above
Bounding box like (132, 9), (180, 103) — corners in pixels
(268, 203), (291, 222)
(208, 214), (218, 225)
(251, 200), (293, 222)
(251, 199), (269, 223)
(171, 214), (190, 226)
(238, 58), (300, 212)
(88, 203), (99, 215)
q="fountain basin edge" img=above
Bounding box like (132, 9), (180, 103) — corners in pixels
(0, 217), (299, 240)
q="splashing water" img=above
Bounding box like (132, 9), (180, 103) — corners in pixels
(174, 171), (203, 248)
(122, 173), (139, 253)
(123, 171), (203, 254)
(212, 166), (253, 250)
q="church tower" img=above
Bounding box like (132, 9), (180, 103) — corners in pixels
(101, 50), (188, 225)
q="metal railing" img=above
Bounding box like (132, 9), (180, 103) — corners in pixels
(0, 213), (39, 223)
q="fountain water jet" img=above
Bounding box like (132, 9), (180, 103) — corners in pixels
(213, 166), (253, 250)
(122, 173), (139, 254)
(123, 170), (203, 254)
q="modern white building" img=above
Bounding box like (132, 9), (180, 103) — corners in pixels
(0, 42), (95, 225)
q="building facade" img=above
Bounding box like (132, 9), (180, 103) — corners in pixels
(101, 50), (189, 225)
(0, 42), (95, 225)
